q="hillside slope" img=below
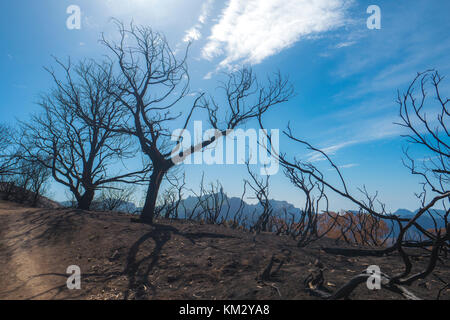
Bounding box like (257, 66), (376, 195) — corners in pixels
(0, 200), (448, 300)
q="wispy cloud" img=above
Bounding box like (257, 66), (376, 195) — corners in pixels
(202, 0), (354, 69)
(183, 0), (215, 42)
(327, 163), (359, 170)
(184, 28), (202, 42)
(305, 112), (406, 163)
(335, 41), (356, 48)
(307, 139), (359, 162)
(339, 163), (359, 169)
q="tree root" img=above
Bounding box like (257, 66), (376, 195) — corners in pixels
(321, 246), (395, 257)
(304, 269), (422, 300)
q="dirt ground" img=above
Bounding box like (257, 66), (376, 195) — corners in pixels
(0, 200), (448, 300)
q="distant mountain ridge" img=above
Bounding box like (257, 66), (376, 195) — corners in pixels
(59, 195), (447, 232)
(175, 195), (302, 224)
(392, 208), (447, 232)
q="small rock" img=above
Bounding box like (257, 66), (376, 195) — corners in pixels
(418, 281), (431, 290)
(314, 259), (324, 269)
(167, 275), (180, 283)
(109, 250), (120, 261)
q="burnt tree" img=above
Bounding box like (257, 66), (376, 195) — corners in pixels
(100, 20), (293, 223)
(20, 58), (149, 210)
(0, 124), (15, 179)
(260, 70), (449, 299)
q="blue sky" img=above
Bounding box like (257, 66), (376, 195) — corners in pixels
(1, 0), (449, 212)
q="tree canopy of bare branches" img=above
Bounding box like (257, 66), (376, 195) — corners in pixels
(397, 70), (449, 207)
(0, 124), (15, 178)
(100, 20), (293, 223)
(246, 163), (273, 234)
(259, 70), (449, 299)
(19, 58), (150, 210)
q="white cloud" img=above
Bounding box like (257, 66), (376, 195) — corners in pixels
(335, 41), (356, 48)
(327, 163), (359, 170)
(202, 0), (353, 69)
(183, 27), (202, 42)
(198, 0), (215, 24)
(307, 139), (359, 162)
(306, 113), (406, 163)
(339, 163), (359, 169)
(183, 0), (216, 42)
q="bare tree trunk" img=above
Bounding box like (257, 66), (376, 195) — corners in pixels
(77, 189), (95, 210)
(141, 166), (166, 223)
